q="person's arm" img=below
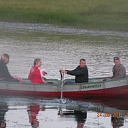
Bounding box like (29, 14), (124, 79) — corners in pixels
(66, 67), (88, 76)
(1, 63), (12, 78)
(59, 67), (78, 75)
(105, 66), (115, 80)
(28, 71), (32, 80)
(110, 66), (115, 79)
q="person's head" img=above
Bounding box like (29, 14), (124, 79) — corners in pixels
(31, 120), (39, 128)
(79, 59), (86, 68)
(113, 57), (121, 66)
(34, 58), (42, 67)
(1, 54), (9, 64)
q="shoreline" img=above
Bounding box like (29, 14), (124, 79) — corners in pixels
(0, 21), (128, 37)
(0, 0), (128, 32)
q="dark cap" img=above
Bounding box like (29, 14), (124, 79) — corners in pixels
(113, 57), (120, 61)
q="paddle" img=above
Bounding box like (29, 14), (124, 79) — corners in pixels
(60, 72), (65, 103)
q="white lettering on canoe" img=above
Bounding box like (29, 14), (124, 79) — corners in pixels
(81, 84), (101, 90)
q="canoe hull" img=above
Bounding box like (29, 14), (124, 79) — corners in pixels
(0, 77), (128, 99)
(0, 84), (128, 99)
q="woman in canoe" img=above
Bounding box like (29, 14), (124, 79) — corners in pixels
(28, 58), (46, 84)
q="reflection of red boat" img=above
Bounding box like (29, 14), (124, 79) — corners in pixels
(57, 97), (128, 128)
(78, 98), (128, 111)
(0, 77), (128, 98)
(66, 97), (128, 119)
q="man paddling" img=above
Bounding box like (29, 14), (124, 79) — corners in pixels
(105, 57), (126, 81)
(59, 59), (88, 83)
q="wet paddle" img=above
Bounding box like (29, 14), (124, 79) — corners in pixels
(60, 72), (65, 103)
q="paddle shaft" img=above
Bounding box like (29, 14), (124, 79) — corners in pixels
(60, 72), (64, 101)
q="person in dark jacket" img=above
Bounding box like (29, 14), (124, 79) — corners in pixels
(0, 53), (19, 82)
(59, 59), (88, 83)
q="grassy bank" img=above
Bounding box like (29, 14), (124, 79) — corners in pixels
(0, 0), (128, 31)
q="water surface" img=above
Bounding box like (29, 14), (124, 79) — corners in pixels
(0, 22), (128, 128)
(0, 22), (128, 79)
(1, 96), (128, 128)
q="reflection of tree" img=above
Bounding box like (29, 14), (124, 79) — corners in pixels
(27, 105), (40, 128)
(0, 103), (8, 128)
(111, 117), (124, 128)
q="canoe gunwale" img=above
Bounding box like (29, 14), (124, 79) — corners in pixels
(0, 76), (127, 86)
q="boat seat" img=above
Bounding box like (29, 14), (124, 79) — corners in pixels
(46, 82), (54, 84)
(23, 79), (31, 83)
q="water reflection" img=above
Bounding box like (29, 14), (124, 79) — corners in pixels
(27, 105), (40, 128)
(111, 117), (124, 128)
(0, 102), (8, 128)
(61, 98), (128, 128)
(0, 97), (128, 127)
(58, 108), (87, 128)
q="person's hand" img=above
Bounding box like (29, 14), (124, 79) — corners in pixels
(59, 69), (63, 72)
(59, 69), (65, 73)
(105, 78), (111, 81)
(59, 69), (67, 74)
(42, 71), (47, 76)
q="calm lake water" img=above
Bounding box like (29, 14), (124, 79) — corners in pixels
(0, 22), (128, 128)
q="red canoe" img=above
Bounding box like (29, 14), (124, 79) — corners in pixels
(0, 76), (128, 98)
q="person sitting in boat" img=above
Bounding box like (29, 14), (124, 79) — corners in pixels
(28, 58), (46, 84)
(105, 57), (126, 81)
(0, 53), (20, 82)
(59, 59), (88, 83)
